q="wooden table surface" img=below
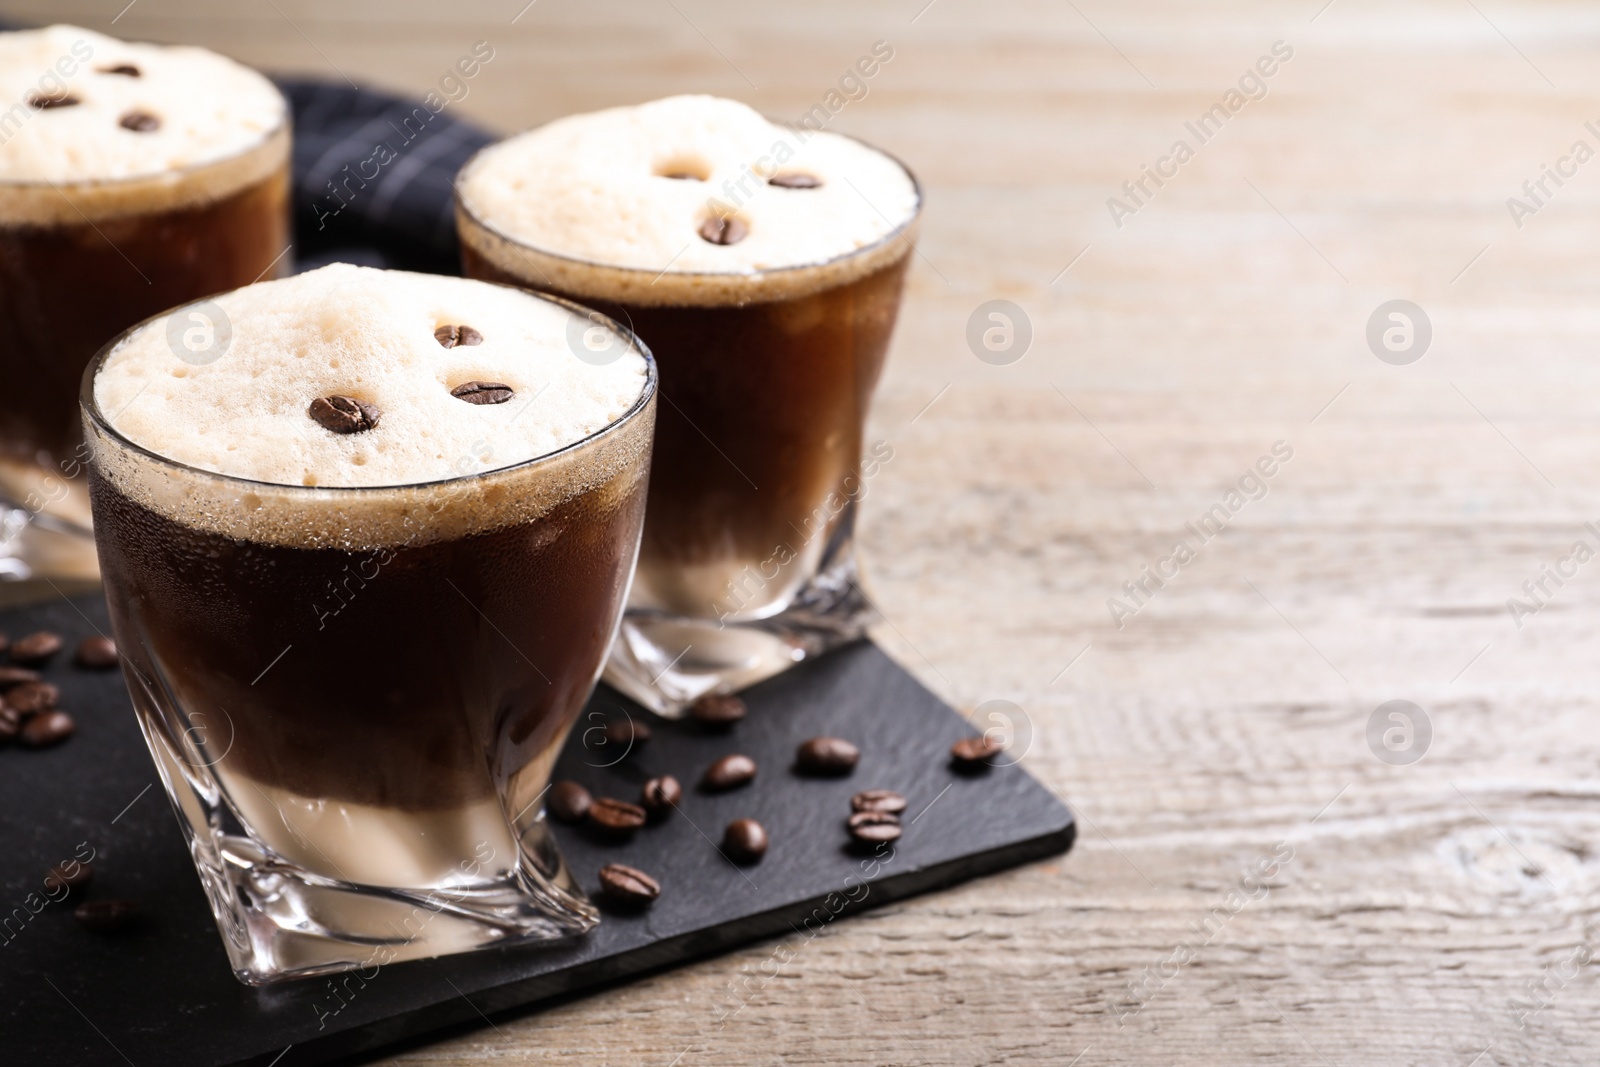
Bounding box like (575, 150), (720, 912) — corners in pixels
(8, 1), (1600, 1063)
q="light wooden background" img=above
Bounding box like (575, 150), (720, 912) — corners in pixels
(7, 1), (1600, 1064)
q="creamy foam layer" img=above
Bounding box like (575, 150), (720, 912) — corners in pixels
(90, 264), (653, 548)
(457, 95), (920, 306)
(0, 25), (288, 225)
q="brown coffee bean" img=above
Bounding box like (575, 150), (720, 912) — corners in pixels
(951, 734), (1004, 767)
(698, 215), (748, 246)
(0, 706), (19, 743)
(768, 173), (822, 189)
(848, 809), (902, 844)
(587, 796), (647, 833)
(0, 634), (9, 655)
(597, 863), (660, 906)
(28, 92), (79, 110)
(450, 381), (514, 405)
(100, 64), (141, 77)
(10, 631), (62, 666)
(602, 717), (650, 748)
(0, 666), (41, 688)
(641, 775), (682, 815)
(722, 818), (768, 863)
(19, 710), (74, 748)
(852, 789), (908, 815)
(45, 860), (93, 896)
(119, 110), (161, 132)
(308, 395), (380, 434)
(7, 681), (59, 714)
(688, 693), (746, 729)
(74, 899), (140, 933)
(547, 780), (592, 823)
(701, 753), (757, 791)
(795, 736), (860, 776)
(75, 636), (119, 670)
(434, 324), (484, 348)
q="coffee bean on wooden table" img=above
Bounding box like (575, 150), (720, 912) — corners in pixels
(547, 780), (592, 824)
(950, 734), (1004, 768)
(795, 736), (859, 776)
(848, 810), (902, 845)
(688, 693), (746, 729)
(7, 681), (58, 714)
(74, 899), (139, 933)
(10, 631), (62, 666)
(598, 863), (660, 906)
(602, 717), (650, 748)
(19, 710), (74, 748)
(851, 789), (908, 815)
(0, 666), (40, 688)
(701, 753), (757, 791)
(722, 818), (768, 863)
(587, 796), (647, 833)
(45, 860), (93, 896)
(641, 775), (682, 816)
(75, 636), (119, 670)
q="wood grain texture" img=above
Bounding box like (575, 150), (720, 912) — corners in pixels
(7, 0), (1600, 1063)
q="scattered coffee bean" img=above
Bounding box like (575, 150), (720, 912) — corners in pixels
(7, 681), (59, 714)
(119, 110), (161, 132)
(951, 734), (1004, 767)
(450, 381), (514, 405)
(19, 710), (74, 748)
(434, 324), (484, 348)
(597, 863), (660, 906)
(587, 796), (647, 833)
(847, 810), (902, 845)
(602, 717), (650, 748)
(722, 818), (768, 863)
(10, 631), (62, 666)
(28, 92), (79, 110)
(701, 753), (757, 791)
(641, 775), (682, 815)
(74, 899), (139, 933)
(547, 780), (592, 823)
(688, 693), (746, 729)
(768, 173), (822, 189)
(75, 636), (119, 670)
(698, 215), (748, 246)
(851, 789), (908, 815)
(0, 706), (19, 743)
(795, 736), (860, 776)
(0, 666), (41, 688)
(308, 395), (380, 435)
(0, 634), (9, 655)
(45, 860), (93, 896)
(99, 63), (141, 77)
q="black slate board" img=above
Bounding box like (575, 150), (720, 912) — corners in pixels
(0, 593), (1073, 1066)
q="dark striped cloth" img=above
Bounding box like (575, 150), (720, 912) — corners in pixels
(274, 78), (495, 276)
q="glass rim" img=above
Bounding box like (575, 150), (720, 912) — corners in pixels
(455, 123), (924, 283)
(0, 95), (290, 194)
(79, 277), (659, 498)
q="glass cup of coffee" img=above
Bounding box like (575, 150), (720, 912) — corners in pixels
(0, 24), (291, 579)
(455, 95), (920, 715)
(83, 264), (656, 984)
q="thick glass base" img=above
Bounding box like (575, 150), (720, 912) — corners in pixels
(0, 461), (99, 582)
(603, 521), (879, 717)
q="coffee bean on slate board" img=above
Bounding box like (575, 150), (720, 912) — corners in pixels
(951, 734), (1004, 767)
(701, 753), (757, 791)
(603, 717), (650, 748)
(848, 810), (902, 844)
(852, 789), (908, 815)
(10, 631), (62, 665)
(74, 899), (139, 933)
(547, 780), (592, 823)
(75, 636), (119, 669)
(7, 681), (58, 714)
(0, 666), (40, 688)
(19, 710), (74, 747)
(45, 860), (93, 896)
(0, 705), (19, 743)
(588, 797), (647, 833)
(795, 736), (860, 776)
(641, 775), (682, 815)
(598, 863), (660, 906)
(722, 818), (768, 863)
(688, 693), (746, 728)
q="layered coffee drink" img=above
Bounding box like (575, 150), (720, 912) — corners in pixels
(0, 25), (289, 567)
(456, 95), (919, 712)
(85, 264), (654, 983)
